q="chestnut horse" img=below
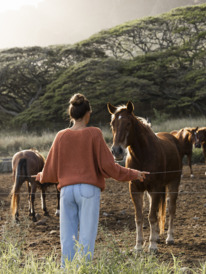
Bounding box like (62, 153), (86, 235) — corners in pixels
(11, 149), (60, 222)
(108, 101), (182, 251)
(194, 127), (206, 175)
(170, 127), (198, 177)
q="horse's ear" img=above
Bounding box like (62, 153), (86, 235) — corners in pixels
(107, 103), (117, 114)
(126, 101), (134, 113)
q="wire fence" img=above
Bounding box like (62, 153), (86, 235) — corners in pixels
(0, 167), (206, 196)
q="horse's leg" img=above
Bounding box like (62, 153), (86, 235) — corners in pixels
(148, 192), (161, 251)
(129, 183), (144, 251)
(55, 185), (60, 217)
(27, 182), (32, 216)
(187, 154), (194, 178)
(15, 193), (20, 222)
(202, 143), (206, 175)
(30, 183), (37, 222)
(41, 186), (49, 216)
(166, 183), (179, 245)
(11, 180), (24, 223)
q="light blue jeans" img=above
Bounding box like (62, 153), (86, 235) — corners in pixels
(60, 184), (101, 266)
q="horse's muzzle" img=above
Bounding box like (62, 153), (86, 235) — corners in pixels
(195, 143), (201, 148)
(111, 145), (125, 161)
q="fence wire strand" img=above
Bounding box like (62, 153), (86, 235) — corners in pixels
(0, 168), (206, 196)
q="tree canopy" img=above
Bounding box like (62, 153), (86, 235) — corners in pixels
(0, 4), (205, 130)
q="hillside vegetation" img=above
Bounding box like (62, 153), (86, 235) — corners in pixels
(0, 4), (205, 130)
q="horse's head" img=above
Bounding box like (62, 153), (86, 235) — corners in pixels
(195, 127), (206, 148)
(184, 127), (198, 143)
(107, 101), (134, 161)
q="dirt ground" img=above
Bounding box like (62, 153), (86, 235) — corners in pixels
(0, 165), (205, 269)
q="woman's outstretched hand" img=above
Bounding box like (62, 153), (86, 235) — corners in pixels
(137, 171), (150, 182)
(31, 173), (41, 181)
(31, 175), (37, 178)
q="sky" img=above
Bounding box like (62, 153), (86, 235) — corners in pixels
(0, 0), (43, 13)
(0, 0), (205, 50)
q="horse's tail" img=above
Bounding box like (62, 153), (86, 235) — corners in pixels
(158, 188), (167, 235)
(10, 158), (27, 218)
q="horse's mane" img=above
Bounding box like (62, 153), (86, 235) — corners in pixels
(112, 105), (127, 117)
(176, 127), (196, 137)
(135, 116), (158, 140)
(114, 105), (152, 129)
(136, 116), (151, 128)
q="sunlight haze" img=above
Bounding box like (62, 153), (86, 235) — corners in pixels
(0, 0), (43, 13)
(0, 0), (205, 50)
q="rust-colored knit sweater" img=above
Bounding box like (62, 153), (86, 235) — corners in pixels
(37, 127), (139, 190)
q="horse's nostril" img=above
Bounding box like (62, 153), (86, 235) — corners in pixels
(119, 147), (123, 154)
(111, 146), (124, 158)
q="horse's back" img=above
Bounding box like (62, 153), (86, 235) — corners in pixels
(12, 149), (44, 175)
(157, 132), (181, 154)
(156, 132), (182, 171)
(170, 130), (178, 136)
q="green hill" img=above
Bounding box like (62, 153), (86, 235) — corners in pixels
(0, 4), (206, 131)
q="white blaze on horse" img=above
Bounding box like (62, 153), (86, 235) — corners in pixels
(170, 127), (198, 178)
(11, 149), (60, 222)
(108, 101), (182, 252)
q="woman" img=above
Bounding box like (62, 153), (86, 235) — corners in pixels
(34, 93), (149, 266)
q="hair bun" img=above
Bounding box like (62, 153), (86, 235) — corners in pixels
(70, 93), (85, 106)
(68, 93), (91, 120)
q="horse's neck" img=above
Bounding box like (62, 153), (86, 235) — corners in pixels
(179, 129), (190, 140)
(130, 119), (157, 155)
(177, 129), (184, 139)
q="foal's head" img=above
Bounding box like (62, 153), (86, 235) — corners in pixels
(107, 101), (135, 161)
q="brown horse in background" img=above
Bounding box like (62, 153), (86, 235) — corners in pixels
(107, 101), (182, 252)
(11, 149), (60, 222)
(194, 127), (206, 175)
(170, 127), (198, 177)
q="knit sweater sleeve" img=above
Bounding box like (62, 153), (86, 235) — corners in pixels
(37, 133), (60, 183)
(95, 129), (139, 181)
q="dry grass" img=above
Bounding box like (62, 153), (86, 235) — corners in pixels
(0, 117), (205, 158)
(0, 131), (55, 157)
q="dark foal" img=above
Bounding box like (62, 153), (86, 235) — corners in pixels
(11, 149), (60, 222)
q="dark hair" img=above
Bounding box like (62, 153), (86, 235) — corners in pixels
(68, 93), (91, 121)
